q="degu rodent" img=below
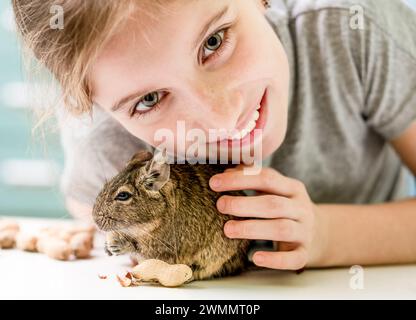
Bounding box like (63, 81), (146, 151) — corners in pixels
(92, 150), (251, 280)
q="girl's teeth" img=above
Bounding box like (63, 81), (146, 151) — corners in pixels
(231, 132), (242, 140)
(228, 105), (261, 140)
(247, 120), (256, 131)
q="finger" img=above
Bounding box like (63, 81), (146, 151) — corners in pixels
(210, 168), (304, 197)
(252, 247), (308, 270)
(217, 195), (299, 220)
(224, 219), (302, 243)
(223, 164), (245, 173)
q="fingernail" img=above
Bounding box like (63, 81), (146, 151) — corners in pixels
(224, 222), (235, 238)
(217, 198), (225, 212)
(210, 177), (221, 189)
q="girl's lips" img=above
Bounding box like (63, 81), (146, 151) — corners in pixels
(222, 88), (268, 148)
(233, 100), (261, 134)
(203, 88), (268, 149)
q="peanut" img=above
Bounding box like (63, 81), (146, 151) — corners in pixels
(1, 221), (95, 261)
(0, 230), (18, 249)
(116, 272), (133, 287)
(37, 235), (72, 261)
(70, 232), (94, 259)
(131, 259), (193, 287)
(15, 232), (38, 252)
(65, 225), (96, 236)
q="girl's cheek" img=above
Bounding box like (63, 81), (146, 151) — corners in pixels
(227, 29), (270, 81)
(114, 116), (158, 147)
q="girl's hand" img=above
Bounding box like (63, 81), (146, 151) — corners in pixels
(209, 165), (326, 270)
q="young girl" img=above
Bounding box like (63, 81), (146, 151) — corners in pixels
(12, 0), (416, 270)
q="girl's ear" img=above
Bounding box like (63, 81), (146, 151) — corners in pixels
(143, 148), (170, 192)
(259, 0), (270, 13)
(262, 0), (271, 9)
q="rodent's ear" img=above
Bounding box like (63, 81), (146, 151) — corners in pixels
(130, 150), (153, 164)
(142, 148), (170, 192)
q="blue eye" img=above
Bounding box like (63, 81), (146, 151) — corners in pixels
(135, 92), (160, 112)
(204, 30), (224, 54)
(130, 91), (166, 118)
(201, 27), (232, 63)
(115, 191), (132, 201)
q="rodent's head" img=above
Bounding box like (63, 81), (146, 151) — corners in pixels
(92, 149), (171, 232)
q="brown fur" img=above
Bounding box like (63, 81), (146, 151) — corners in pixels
(92, 151), (250, 280)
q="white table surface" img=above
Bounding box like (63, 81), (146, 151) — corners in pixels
(1, 217), (416, 300)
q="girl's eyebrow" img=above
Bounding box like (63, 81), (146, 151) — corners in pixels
(111, 5), (231, 113)
(111, 89), (148, 112)
(192, 4), (231, 51)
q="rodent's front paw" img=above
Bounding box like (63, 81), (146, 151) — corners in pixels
(105, 233), (131, 256)
(105, 242), (125, 256)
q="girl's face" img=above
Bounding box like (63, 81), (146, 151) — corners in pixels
(91, 0), (289, 162)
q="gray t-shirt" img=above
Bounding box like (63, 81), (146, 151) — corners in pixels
(59, 0), (416, 207)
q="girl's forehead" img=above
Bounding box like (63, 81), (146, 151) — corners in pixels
(90, 0), (236, 101)
(104, 0), (233, 52)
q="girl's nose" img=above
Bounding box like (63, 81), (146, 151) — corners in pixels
(188, 86), (245, 132)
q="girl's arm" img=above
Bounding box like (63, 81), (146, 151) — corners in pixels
(314, 199), (416, 267)
(311, 121), (416, 267)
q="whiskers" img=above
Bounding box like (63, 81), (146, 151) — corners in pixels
(121, 222), (178, 261)
(94, 214), (119, 231)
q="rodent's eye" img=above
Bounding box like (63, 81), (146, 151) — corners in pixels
(115, 191), (132, 201)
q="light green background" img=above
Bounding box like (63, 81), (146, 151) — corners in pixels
(0, 1), (68, 218)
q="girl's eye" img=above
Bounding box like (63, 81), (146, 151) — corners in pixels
(130, 91), (166, 117)
(136, 92), (160, 112)
(129, 28), (232, 118)
(204, 30), (224, 52)
(201, 28), (231, 63)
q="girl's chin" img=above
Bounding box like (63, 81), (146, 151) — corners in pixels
(170, 134), (278, 164)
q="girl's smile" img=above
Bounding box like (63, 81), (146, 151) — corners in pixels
(217, 87), (268, 149)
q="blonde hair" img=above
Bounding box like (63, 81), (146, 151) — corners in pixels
(12, 0), (140, 121)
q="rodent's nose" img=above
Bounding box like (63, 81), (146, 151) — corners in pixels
(94, 216), (113, 232)
(91, 207), (111, 231)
